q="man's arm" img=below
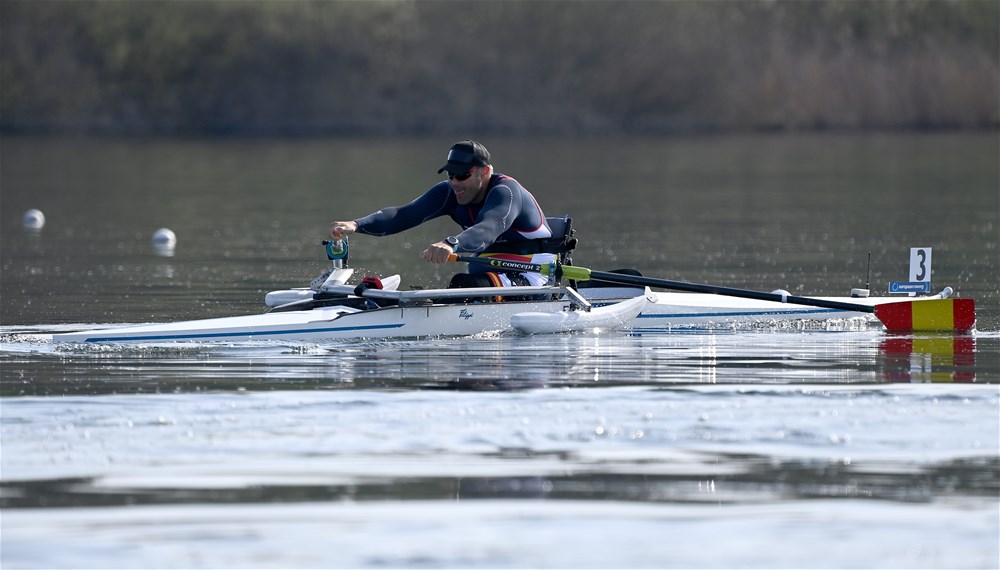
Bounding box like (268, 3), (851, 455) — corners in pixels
(332, 182), (452, 238)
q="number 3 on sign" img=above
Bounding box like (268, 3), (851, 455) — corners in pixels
(909, 247), (932, 282)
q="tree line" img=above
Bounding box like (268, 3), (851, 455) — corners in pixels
(2, 0), (997, 135)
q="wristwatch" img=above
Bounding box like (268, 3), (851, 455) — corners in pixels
(444, 236), (460, 250)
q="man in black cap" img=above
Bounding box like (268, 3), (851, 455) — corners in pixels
(330, 139), (558, 289)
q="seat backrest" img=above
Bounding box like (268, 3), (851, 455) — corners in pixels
(480, 215), (578, 267)
(545, 216), (577, 264)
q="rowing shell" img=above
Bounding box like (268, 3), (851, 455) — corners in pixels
(49, 232), (975, 343)
(52, 280), (957, 344)
(53, 284), (650, 344)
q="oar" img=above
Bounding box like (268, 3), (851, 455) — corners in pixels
(448, 255), (976, 332)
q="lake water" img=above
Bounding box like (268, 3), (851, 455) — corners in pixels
(2, 133), (998, 569)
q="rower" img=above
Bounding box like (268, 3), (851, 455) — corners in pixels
(329, 140), (574, 290)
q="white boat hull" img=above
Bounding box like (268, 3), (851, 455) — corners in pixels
(635, 291), (876, 329)
(56, 302), (540, 343)
(52, 277), (955, 344)
(582, 286), (952, 330)
(55, 297), (639, 344)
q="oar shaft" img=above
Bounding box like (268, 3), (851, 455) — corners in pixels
(585, 269), (876, 314)
(450, 254), (873, 313)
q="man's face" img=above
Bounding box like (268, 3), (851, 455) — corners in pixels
(449, 166), (489, 205)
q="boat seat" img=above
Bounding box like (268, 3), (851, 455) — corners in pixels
(478, 215), (578, 286)
(545, 215), (577, 265)
(481, 215), (578, 264)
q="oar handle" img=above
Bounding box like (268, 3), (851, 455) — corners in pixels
(448, 254), (546, 273)
(447, 254), (593, 281)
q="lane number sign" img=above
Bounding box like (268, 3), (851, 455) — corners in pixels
(909, 247), (932, 282)
(889, 247), (932, 295)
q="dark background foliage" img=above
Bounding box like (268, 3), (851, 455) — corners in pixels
(2, 0), (997, 135)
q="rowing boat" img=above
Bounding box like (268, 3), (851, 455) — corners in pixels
(52, 241), (974, 344)
(51, 277), (962, 344)
(53, 281), (651, 343)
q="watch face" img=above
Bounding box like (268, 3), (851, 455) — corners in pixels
(446, 237), (459, 247)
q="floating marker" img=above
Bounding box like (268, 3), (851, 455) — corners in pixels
(22, 209), (45, 230)
(152, 228), (177, 256)
(152, 228), (176, 246)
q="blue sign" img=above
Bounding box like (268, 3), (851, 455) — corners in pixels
(889, 281), (931, 294)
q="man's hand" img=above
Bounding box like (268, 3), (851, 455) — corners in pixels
(421, 241), (455, 264)
(330, 220), (358, 238)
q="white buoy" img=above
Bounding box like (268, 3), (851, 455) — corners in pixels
(152, 228), (177, 256)
(22, 209), (45, 230)
(152, 228), (177, 246)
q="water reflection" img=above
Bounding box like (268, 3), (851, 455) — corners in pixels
(3, 454), (995, 509)
(1, 329), (997, 397)
(152, 244), (176, 258)
(152, 261), (176, 279)
(880, 335), (978, 383)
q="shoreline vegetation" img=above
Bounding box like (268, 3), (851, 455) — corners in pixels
(2, 0), (997, 136)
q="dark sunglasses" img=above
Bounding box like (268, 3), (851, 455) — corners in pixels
(448, 171), (473, 181)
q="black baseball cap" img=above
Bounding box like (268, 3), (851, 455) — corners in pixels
(437, 140), (491, 175)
